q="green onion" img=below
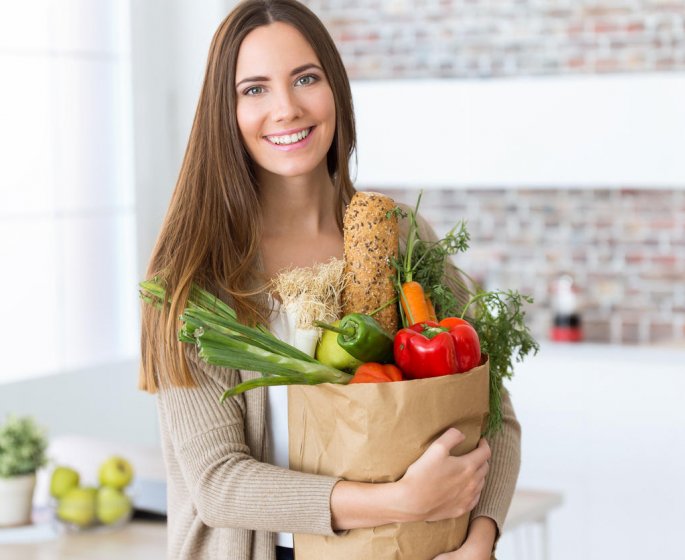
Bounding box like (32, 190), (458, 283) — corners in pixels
(139, 280), (353, 401)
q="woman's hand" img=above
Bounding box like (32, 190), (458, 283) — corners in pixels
(432, 517), (498, 560)
(330, 428), (490, 530)
(432, 543), (491, 560)
(395, 428), (491, 523)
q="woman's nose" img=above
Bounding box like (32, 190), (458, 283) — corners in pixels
(272, 88), (303, 122)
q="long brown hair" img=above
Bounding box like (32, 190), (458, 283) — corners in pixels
(140, 0), (357, 392)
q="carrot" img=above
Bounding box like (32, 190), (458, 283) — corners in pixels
(399, 281), (432, 326)
(398, 191), (437, 327)
(348, 363), (403, 384)
(425, 292), (438, 322)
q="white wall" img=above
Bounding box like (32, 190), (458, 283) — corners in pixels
(0, 360), (156, 447)
(0, 1), (138, 385)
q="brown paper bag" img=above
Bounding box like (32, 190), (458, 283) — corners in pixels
(288, 358), (489, 560)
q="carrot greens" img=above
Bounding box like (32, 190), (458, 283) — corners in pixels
(392, 195), (539, 435)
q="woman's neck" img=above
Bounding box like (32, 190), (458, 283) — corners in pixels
(258, 165), (338, 237)
(256, 164), (345, 281)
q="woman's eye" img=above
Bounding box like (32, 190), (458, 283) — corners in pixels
(243, 85), (263, 96)
(296, 74), (318, 86)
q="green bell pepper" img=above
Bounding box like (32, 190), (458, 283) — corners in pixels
(315, 320), (363, 372)
(315, 313), (394, 364)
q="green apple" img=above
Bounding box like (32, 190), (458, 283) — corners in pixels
(50, 466), (80, 499)
(96, 486), (132, 525)
(315, 321), (363, 371)
(56, 486), (97, 527)
(98, 456), (134, 489)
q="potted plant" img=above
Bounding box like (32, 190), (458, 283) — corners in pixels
(0, 415), (48, 527)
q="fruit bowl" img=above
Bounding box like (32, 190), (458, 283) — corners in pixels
(49, 456), (136, 533)
(49, 489), (134, 534)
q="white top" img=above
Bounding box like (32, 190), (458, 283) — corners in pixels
(266, 296), (319, 548)
(266, 296), (293, 470)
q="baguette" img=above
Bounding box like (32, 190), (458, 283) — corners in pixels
(342, 191), (399, 335)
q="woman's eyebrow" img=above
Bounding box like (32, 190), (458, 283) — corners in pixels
(235, 63), (323, 89)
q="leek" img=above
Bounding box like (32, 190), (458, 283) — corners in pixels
(139, 279), (353, 402)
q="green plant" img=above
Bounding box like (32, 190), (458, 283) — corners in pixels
(0, 415), (48, 477)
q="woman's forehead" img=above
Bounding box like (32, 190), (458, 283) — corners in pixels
(236, 22), (321, 80)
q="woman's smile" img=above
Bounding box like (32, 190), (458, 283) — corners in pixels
(264, 126), (315, 150)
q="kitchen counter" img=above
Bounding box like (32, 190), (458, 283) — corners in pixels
(495, 341), (685, 560)
(1, 520), (166, 559)
(2, 489), (562, 559)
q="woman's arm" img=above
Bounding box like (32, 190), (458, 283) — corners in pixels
(468, 389), (521, 539)
(331, 429), (491, 530)
(433, 517), (498, 560)
(158, 346), (343, 536)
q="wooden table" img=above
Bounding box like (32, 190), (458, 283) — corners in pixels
(1, 490), (562, 559)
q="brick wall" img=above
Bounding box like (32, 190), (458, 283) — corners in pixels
(379, 188), (685, 345)
(304, 0), (685, 79)
(303, 0), (685, 345)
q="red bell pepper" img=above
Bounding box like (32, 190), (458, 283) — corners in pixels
(394, 320), (481, 379)
(438, 317), (481, 373)
(348, 362), (404, 384)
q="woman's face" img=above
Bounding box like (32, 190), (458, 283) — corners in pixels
(235, 22), (336, 180)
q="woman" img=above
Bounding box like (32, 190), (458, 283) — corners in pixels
(139, 1), (520, 559)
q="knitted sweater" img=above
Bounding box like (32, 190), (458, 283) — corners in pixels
(155, 211), (522, 560)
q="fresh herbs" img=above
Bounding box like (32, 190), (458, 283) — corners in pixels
(461, 289), (537, 434)
(139, 280), (352, 401)
(393, 195), (539, 435)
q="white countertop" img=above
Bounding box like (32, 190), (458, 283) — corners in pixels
(518, 340), (685, 368)
(0, 490), (557, 559)
(498, 340), (685, 560)
(0, 520), (166, 559)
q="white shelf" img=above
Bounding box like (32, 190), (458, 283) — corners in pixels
(352, 73), (685, 189)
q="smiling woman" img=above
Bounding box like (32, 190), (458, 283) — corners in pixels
(138, 2), (519, 560)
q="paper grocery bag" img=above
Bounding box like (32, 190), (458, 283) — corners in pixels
(287, 358), (489, 560)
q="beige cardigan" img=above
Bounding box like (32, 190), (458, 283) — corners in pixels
(156, 211), (521, 560)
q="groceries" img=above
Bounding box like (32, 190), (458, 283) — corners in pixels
(348, 362), (403, 384)
(138, 190), (539, 560)
(139, 191), (537, 433)
(394, 319), (481, 379)
(316, 313), (394, 364)
(341, 191), (399, 335)
(315, 320), (363, 371)
(50, 456), (134, 529)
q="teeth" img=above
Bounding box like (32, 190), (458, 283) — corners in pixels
(267, 127), (311, 145)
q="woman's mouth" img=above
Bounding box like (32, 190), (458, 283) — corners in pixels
(264, 127), (315, 150)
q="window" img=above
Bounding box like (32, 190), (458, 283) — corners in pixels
(0, 1), (137, 383)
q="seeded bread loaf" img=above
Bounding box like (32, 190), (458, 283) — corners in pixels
(342, 191), (399, 335)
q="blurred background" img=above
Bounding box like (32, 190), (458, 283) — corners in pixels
(0, 1), (683, 558)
